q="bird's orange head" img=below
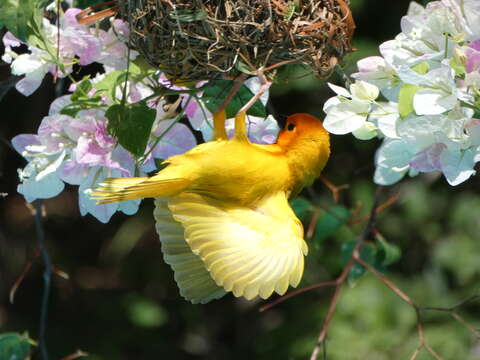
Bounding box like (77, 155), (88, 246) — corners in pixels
(277, 113), (329, 149)
(276, 113), (331, 192)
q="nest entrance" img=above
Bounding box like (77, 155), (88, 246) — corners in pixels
(120, 0), (355, 82)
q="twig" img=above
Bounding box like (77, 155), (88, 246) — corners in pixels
(9, 250), (40, 304)
(318, 175), (349, 203)
(259, 281), (336, 312)
(34, 200), (52, 360)
(309, 187), (383, 360)
(60, 349), (89, 360)
(349, 192), (400, 225)
(353, 256), (443, 359)
(420, 295), (480, 338)
(237, 69), (272, 115)
(215, 73), (248, 115)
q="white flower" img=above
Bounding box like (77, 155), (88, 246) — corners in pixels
(352, 122), (378, 140)
(323, 81), (379, 135)
(374, 139), (413, 185)
(10, 50), (51, 96)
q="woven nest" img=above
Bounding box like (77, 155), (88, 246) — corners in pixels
(119, 0), (355, 82)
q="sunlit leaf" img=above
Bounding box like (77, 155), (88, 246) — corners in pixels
(411, 61), (429, 75)
(398, 83), (420, 118)
(71, 77), (93, 102)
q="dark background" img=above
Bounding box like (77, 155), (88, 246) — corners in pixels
(1, 1), (480, 359)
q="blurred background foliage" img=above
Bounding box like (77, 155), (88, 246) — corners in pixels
(1, 0), (480, 359)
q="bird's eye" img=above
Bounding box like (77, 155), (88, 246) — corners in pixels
(287, 123), (296, 131)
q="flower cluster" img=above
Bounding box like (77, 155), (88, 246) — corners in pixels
(11, 96), (194, 222)
(323, 0), (480, 186)
(2, 8), (136, 96)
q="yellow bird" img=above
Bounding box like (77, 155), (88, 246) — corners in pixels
(92, 111), (330, 303)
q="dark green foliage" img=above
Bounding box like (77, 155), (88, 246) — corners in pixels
(0, 333), (30, 360)
(202, 80), (267, 118)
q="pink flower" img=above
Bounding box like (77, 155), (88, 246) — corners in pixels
(465, 39), (480, 73)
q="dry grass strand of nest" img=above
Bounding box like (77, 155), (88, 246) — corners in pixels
(119, 0), (355, 82)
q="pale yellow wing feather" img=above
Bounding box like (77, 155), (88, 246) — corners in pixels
(168, 191), (307, 300)
(153, 198), (227, 304)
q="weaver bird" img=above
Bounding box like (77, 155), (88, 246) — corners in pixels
(92, 111), (330, 303)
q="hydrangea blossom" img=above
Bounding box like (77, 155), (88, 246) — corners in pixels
(323, 0), (480, 186)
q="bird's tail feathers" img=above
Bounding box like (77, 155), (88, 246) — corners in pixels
(91, 177), (189, 203)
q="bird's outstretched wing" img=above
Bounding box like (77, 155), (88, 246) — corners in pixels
(154, 198), (227, 304)
(166, 191), (307, 301)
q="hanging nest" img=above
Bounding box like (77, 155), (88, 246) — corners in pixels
(118, 0), (355, 82)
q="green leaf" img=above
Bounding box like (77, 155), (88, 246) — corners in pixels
(398, 83), (420, 118)
(0, 0), (32, 41)
(60, 99), (104, 117)
(70, 77), (93, 102)
(375, 233), (401, 266)
(0, 333), (30, 360)
(202, 80), (267, 118)
(449, 57), (465, 77)
(313, 205), (351, 243)
(105, 103), (156, 157)
(411, 61), (429, 75)
(124, 294), (168, 328)
(0, 0), (49, 43)
(284, 2), (296, 20)
(341, 241), (377, 285)
(92, 70), (126, 101)
(290, 197), (312, 223)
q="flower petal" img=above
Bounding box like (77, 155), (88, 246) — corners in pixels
(323, 100), (370, 135)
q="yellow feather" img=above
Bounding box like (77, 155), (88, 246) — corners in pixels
(168, 191), (306, 300)
(154, 197), (226, 304)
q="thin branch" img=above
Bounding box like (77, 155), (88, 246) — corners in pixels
(349, 192), (400, 225)
(259, 281), (336, 312)
(34, 200), (52, 360)
(309, 187), (383, 360)
(237, 69), (272, 115)
(215, 73), (248, 115)
(9, 250), (40, 304)
(353, 256), (443, 359)
(318, 175), (349, 203)
(60, 349), (89, 360)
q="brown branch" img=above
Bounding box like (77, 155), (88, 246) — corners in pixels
(237, 69), (272, 115)
(353, 256), (443, 359)
(318, 175), (349, 203)
(215, 73), (248, 115)
(309, 187), (383, 360)
(9, 250), (40, 304)
(420, 295), (480, 338)
(349, 191), (400, 225)
(60, 350), (89, 360)
(306, 208), (322, 239)
(259, 281), (336, 312)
